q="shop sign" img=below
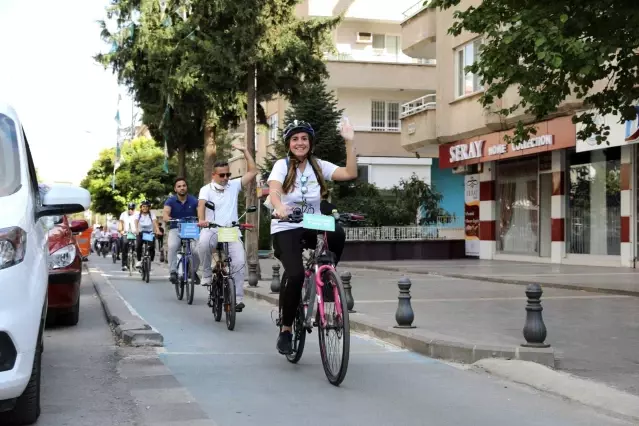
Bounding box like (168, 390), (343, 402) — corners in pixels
(464, 174), (480, 257)
(576, 108), (639, 152)
(449, 135), (553, 164)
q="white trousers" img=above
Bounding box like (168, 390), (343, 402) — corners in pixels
(198, 228), (245, 302)
(168, 228), (200, 273)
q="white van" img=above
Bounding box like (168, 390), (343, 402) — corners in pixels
(0, 103), (90, 424)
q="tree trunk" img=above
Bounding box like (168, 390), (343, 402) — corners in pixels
(177, 145), (186, 178)
(203, 119), (217, 184)
(245, 67), (260, 277)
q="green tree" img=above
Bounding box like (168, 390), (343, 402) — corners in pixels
(431, 0), (639, 145)
(81, 137), (176, 215)
(260, 79), (346, 180)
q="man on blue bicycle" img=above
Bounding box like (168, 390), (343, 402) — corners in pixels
(197, 143), (257, 313)
(163, 177), (200, 285)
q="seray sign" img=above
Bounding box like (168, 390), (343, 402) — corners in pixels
(449, 135), (554, 164)
(449, 140), (484, 163)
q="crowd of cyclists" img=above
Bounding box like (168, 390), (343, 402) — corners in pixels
(89, 118), (357, 355)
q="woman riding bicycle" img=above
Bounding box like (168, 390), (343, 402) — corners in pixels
(267, 118), (357, 355)
(135, 200), (160, 269)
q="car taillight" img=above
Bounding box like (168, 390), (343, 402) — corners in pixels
(0, 227), (27, 271)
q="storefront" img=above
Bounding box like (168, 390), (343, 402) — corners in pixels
(439, 112), (639, 266)
(439, 116), (577, 264)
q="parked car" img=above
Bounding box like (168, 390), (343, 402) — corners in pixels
(0, 103), (90, 424)
(43, 214), (88, 326)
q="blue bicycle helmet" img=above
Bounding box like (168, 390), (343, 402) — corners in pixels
(283, 120), (315, 146)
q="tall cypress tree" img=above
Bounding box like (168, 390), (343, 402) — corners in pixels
(260, 80), (346, 180)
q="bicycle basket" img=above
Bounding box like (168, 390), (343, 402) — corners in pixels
(179, 222), (200, 239)
(142, 233), (155, 242)
(126, 232), (136, 240)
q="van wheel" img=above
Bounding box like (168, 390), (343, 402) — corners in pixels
(4, 342), (41, 424)
(57, 298), (80, 326)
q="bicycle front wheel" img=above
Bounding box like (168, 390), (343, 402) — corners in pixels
(186, 256), (195, 305)
(286, 302), (307, 364)
(144, 258), (150, 283)
(317, 268), (350, 386)
(211, 275), (222, 322)
(225, 277), (236, 331)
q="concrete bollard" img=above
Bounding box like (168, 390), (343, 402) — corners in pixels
(248, 261), (259, 287)
(340, 271), (356, 313)
(394, 276), (416, 329)
(521, 283), (551, 348)
(270, 264), (281, 294)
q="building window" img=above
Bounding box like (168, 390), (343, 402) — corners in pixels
(567, 147), (621, 255)
(357, 165), (369, 183)
(372, 34), (400, 58)
(496, 157), (539, 254)
(268, 113), (278, 145)
(455, 38), (482, 98)
(371, 101), (400, 131)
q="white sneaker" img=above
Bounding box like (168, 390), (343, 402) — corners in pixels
(201, 276), (212, 286)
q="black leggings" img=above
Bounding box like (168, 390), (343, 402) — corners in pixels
(273, 225), (346, 327)
(136, 233), (156, 262)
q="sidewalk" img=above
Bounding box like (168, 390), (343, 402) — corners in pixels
(250, 258), (639, 397)
(339, 259), (639, 295)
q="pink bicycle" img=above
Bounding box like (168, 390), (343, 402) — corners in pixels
(275, 205), (364, 386)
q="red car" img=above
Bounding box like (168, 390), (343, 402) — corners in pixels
(44, 215), (88, 326)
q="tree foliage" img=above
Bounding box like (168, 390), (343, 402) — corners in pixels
(81, 137), (176, 215)
(431, 0), (639, 145)
(260, 79), (346, 181)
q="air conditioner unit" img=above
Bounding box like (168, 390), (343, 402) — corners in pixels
(356, 32), (373, 43)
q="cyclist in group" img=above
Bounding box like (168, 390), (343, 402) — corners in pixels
(119, 202), (138, 271)
(135, 200), (160, 268)
(108, 218), (121, 260)
(163, 177), (200, 285)
(267, 118), (357, 355)
(197, 143), (257, 313)
(92, 225), (104, 253)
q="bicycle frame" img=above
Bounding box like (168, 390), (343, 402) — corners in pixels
(303, 232), (344, 329)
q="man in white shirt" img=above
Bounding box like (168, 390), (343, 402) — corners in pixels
(119, 202), (138, 271)
(197, 144), (257, 312)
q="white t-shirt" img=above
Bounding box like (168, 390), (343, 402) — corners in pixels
(108, 221), (119, 234)
(119, 211), (137, 233)
(198, 179), (243, 227)
(136, 212), (156, 232)
(267, 158), (338, 234)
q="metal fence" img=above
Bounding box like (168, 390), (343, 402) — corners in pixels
(400, 94), (437, 119)
(344, 225), (464, 241)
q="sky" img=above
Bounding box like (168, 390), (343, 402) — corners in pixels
(0, 0), (135, 185)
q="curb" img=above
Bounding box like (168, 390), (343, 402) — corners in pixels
(84, 264), (164, 347)
(339, 262), (639, 297)
(473, 359), (639, 423)
(243, 287), (556, 368)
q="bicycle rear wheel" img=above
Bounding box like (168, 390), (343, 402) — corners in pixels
(186, 256), (195, 305)
(317, 268), (350, 386)
(225, 277), (236, 331)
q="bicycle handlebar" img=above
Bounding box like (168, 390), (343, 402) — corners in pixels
(273, 209), (365, 224)
(205, 222), (255, 231)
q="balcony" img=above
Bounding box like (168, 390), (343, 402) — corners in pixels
(400, 94), (438, 153)
(352, 126), (415, 157)
(325, 54), (435, 90)
(400, 0), (436, 60)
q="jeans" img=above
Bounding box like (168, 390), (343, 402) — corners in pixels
(168, 228), (200, 274)
(120, 235), (136, 267)
(198, 228), (245, 302)
(272, 224), (346, 327)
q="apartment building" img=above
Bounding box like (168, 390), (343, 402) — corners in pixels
(229, 0), (437, 190)
(399, 0), (639, 267)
